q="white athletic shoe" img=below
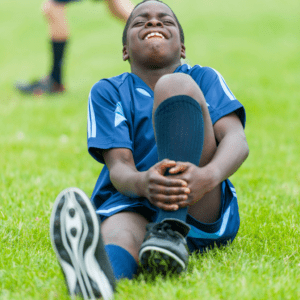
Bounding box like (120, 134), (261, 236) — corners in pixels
(50, 187), (115, 300)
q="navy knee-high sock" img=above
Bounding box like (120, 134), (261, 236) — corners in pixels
(154, 95), (204, 223)
(105, 244), (138, 280)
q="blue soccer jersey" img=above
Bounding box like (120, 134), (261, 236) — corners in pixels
(87, 63), (246, 211)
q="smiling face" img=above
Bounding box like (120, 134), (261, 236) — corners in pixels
(123, 1), (186, 70)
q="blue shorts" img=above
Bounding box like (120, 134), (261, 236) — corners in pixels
(95, 179), (240, 253)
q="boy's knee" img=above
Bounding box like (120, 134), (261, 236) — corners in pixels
(153, 73), (205, 110)
(102, 227), (142, 261)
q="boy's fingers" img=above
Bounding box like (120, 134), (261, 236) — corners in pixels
(153, 194), (188, 204)
(155, 202), (179, 211)
(153, 176), (187, 187)
(177, 200), (193, 208)
(158, 186), (190, 195)
(168, 164), (188, 174)
(164, 178), (188, 187)
(156, 159), (176, 175)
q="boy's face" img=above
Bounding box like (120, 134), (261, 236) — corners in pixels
(123, 1), (186, 68)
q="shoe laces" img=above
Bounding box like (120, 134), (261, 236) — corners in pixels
(150, 222), (178, 239)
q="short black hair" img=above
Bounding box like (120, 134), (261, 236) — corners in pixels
(122, 0), (184, 46)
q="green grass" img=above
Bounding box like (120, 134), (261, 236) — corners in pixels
(1, 0), (299, 299)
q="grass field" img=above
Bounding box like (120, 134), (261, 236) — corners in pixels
(1, 0), (299, 299)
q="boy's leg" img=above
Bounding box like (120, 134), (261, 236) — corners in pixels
(101, 211), (149, 280)
(101, 212), (148, 263)
(50, 187), (115, 300)
(153, 73), (222, 224)
(154, 94), (204, 223)
(139, 73), (222, 273)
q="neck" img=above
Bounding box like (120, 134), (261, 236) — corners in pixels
(131, 62), (181, 90)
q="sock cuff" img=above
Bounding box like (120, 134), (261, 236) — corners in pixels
(154, 94), (204, 165)
(154, 95), (202, 118)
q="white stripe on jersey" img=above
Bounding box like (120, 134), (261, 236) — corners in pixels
(136, 88), (151, 97)
(212, 68), (236, 101)
(230, 187), (237, 198)
(114, 102), (127, 127)
(88, 92), (96, 138)
(96, 204), (130, 215)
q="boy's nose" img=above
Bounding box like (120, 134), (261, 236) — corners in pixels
(145, 19), (163, 28)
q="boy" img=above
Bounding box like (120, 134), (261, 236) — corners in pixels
(15, 0), (134, 95)
(50, 0), (249, 299)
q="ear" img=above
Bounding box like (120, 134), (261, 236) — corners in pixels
(180, 43), (186, 59)
(123, 45), (129, 61)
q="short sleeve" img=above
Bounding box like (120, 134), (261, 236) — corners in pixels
(87, 80), (132, 164)
(193, 67), (246, 128)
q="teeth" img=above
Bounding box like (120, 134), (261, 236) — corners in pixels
(145, 32), (165, 40)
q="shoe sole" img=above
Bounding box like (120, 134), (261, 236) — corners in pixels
(50, 187), (114, 300)
(139, 246), (185, 274)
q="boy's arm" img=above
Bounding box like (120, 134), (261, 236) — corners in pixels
(208, 112), (249, 184)
(102, 148), (190, 210)
(169, 112), (249, 207)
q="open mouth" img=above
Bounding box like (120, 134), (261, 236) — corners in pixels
(144, 32), (165, 40)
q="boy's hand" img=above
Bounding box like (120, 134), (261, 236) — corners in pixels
(168, 162), (215, 208)
(143, 159), (190, 211)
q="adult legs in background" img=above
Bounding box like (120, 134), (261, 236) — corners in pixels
(15, 0), (134, 95)
(105, 0), (135, 22)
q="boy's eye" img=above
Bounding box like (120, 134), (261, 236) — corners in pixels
(163, 20), (175, 25)
(133, 21), (145, 26)
(132, 19), (175, 27)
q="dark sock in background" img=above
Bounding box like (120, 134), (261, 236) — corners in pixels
(50, 40), (67, 85)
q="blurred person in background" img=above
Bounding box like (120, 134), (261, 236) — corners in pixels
(15, 0), (134, 95)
